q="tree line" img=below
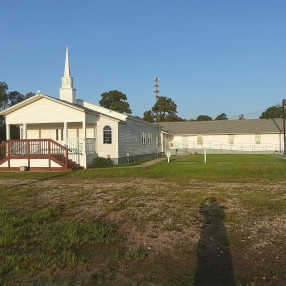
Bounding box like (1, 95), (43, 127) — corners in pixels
(0, 82), (35, 141)
(0, 82), (284, 142)
(98, 90), (283, 122)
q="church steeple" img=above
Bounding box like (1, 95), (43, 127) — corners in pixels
(64, 46), (71, 78)
(60, 46), (76, 103)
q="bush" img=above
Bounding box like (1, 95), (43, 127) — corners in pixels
(91, 157), (110, 168)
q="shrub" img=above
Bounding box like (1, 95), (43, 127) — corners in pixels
(91, 157), (110, 168)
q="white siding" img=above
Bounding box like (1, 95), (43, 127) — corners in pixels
(27, 129), (40, 139)
(6, 98), (85, 125)
(79, 100), (127, 121)
(40, 129), (51, 139)
(0, 159), (61, 168)
(170, 133), (282, 152)
(25, 122), (96, 140)
(96, 117), (119, 159)
(86, 125), (94, 138)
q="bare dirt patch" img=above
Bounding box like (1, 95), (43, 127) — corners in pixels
(0, 176), (285, 285)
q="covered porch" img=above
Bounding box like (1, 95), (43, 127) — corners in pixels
(4, 121), (97, 169)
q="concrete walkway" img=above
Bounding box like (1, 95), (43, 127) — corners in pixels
(134, 157), (166, 167)
(116, 157), (166, 168)
(120, 154), (190, 168)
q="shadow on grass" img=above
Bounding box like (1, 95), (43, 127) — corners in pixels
(194, 197), (235, 286)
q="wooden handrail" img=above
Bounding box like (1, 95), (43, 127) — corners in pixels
(6, 139), (71, 152)
(0, 139), (72, 171)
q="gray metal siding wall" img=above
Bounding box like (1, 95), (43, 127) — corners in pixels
(118, 119), (160, 161)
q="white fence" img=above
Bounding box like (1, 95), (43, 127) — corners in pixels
(169, 141), (282, 152)
(58, 138), (96, 154)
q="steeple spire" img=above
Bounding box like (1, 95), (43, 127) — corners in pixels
(64, 46), (71, 77)
(59, 47), (76, 103)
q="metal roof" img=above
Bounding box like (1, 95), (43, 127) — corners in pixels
(159, 118), (283, 135)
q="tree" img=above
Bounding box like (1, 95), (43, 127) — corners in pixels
(99, 90), (132, 114)
(152, 96), (178, 122)
(196, 115), (212, 121)
(143, 110), (154, 123)
(215, 113), (228, 120)
(0, 83), (35, 141)
(143, 96), (185, 122)
(175, 116), (187, 122)
(0, 83), (8, 125)
(260, 104), (283, 119)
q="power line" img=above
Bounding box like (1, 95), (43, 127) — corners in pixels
(228, 109), (267, 120)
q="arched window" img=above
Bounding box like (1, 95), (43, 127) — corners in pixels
(103, 125), (112, 144)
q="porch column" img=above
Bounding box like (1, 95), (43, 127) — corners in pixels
(23, 123), (27, 139)
(6, 124), (10, 140)
(64, 122), (68, 141)
(82, 121), (86, 153)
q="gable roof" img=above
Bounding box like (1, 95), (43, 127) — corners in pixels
(0, 94), (99, 116)
(159, 118), (283, 135)
(76, 99), (127, 122)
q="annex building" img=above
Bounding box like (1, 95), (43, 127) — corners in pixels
(160, 119), (284, 154)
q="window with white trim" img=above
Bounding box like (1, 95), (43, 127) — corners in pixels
(255, 134), (261, 144)
(103, 125), (112, 144)
(197, 135), (203, 145)
(148, 132), (152, 144)
(228, 134), (234, 144)
(142, 131), (146, 144)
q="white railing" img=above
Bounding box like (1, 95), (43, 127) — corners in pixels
(66, 138), (83, 153)
(68, 153), (81, 165)
(58, 138), (96, 154)
(170, 141), (282, 152)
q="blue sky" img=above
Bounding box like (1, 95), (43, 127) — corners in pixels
(1, 0), (286, 120)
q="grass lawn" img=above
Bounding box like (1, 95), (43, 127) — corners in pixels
(0, 154), (285, 285)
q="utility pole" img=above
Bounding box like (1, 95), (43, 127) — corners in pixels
(153, 77), (160, 123)
(283, 99), (286, 155)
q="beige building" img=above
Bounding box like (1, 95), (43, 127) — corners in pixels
(160, 119), (284, 154)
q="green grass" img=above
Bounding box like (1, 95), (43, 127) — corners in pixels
(0, 205), (120, 285)
(1, 154), (286, 182)
(0, 154), (285, 285)
(163, 223), (183, 232)
(173, 154), (286, 163)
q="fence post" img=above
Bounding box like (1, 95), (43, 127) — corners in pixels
(8, 141), (10, 171)
(65, 149), (68, 171)
(48, 140), (51, 171)
(27, 141), (30, 170)
(204, 148), (207, 163)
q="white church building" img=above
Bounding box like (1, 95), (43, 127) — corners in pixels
(0, 48), (284, 171)
(0, 48), (162, 171)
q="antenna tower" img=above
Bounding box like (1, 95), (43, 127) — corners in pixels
(153, 77), (160, 102)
